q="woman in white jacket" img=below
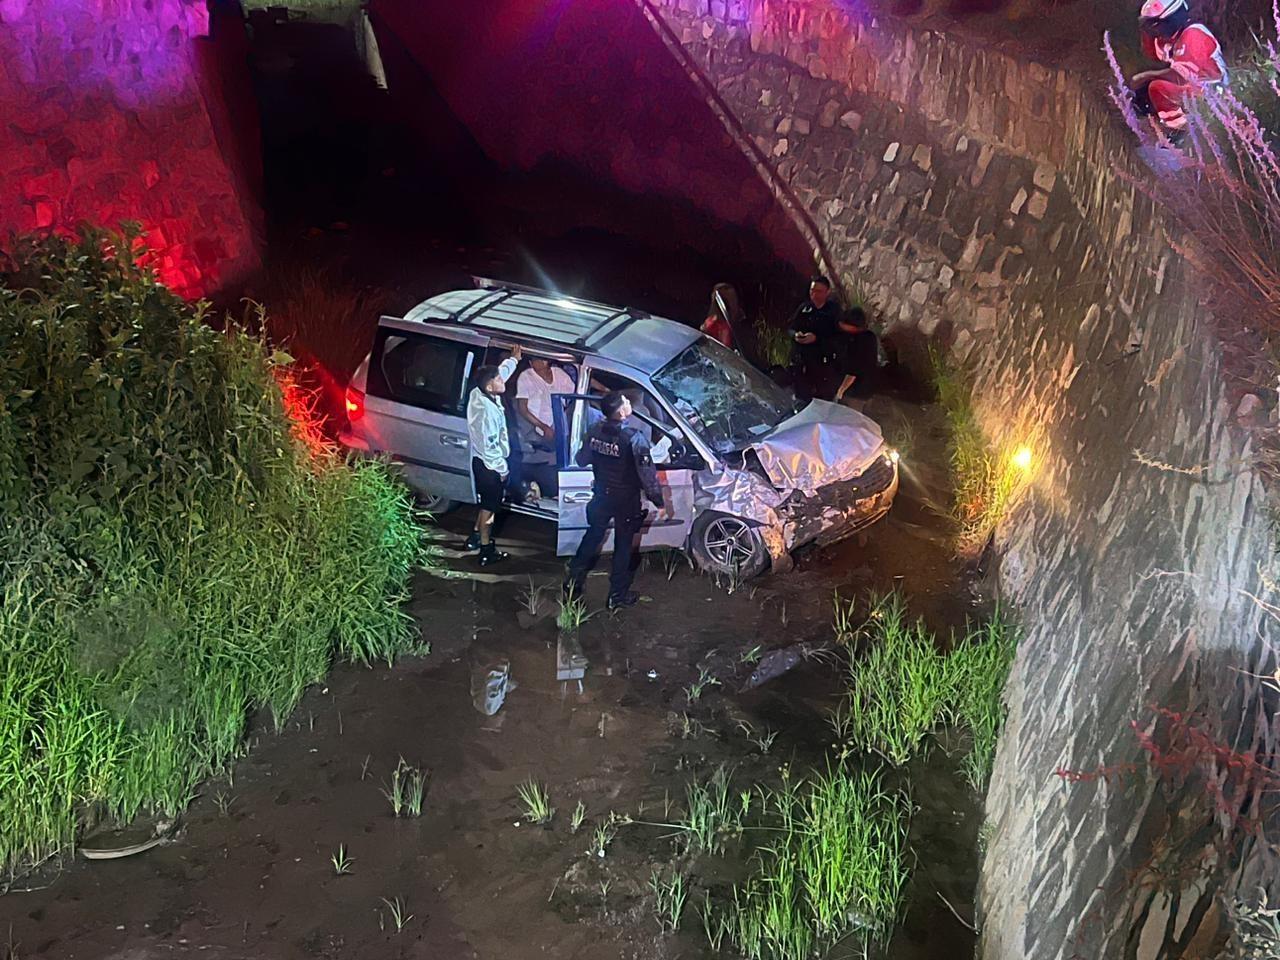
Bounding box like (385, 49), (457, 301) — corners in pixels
(466, 345), (522, 566)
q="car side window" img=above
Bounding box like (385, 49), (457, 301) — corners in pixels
(581, 370), (703, 471)
(368, 331), (478, 416)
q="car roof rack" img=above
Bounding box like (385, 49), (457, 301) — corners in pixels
(409, 278), (650, 350)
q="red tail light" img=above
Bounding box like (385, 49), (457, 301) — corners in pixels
(345, 386), (365, 423)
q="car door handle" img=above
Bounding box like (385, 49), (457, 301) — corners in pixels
(563, 491), (594, 505)
(440, 434), (468, 448)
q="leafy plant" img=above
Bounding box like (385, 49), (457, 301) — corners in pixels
(684, 667), (721, 704)
(570, 799), (587, 834)
(517, 779), (555, 824)
(650, 869), (688, 933)
(0, 230), (423, 874)
(378, 896), (413, 933)
(331, 844), (354, 876)
(557, 586), (592, 632)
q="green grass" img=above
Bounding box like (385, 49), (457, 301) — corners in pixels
(752, 315), (794, 370)
(834, 591), (1018, 781)
(556, 586), (592, 632)
(834, 593), (954, 767)
(678, 765), (741, 855)
(649, 868), (688, 932)
(948, 610), (1018, 789)
(517, 779), (555, 824)
(382, 759), (427, 818)
(695, 765), (910, 960)
(930, 348), (1030, 558)
(330, 843), (354, 875)
(0, 229), (424, 875)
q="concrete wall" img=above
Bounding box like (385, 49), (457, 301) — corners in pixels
(642, 1), (1278, 957)
(0, 0), (261, 298)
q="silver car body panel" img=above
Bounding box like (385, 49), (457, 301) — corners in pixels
(747, 400), (885, 496)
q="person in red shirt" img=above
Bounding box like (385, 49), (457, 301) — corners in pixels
(700, 282), (740, 350)
(1130, 0), (1228, 136)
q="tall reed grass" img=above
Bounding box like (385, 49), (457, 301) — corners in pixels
(0, 229), (423, 875)
(699, 765), (910, 960)
(834, 593), (953, 767)
(833, 591), (1018, 783)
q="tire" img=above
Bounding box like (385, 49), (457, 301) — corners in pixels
(688, 511), (770, 579)
(416, 491), (456, 517)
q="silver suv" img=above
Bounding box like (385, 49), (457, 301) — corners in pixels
(340, 279), (898, 577)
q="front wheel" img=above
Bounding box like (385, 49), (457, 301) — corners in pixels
(689, 511), (770, 579)
(416, 491), (456, 517)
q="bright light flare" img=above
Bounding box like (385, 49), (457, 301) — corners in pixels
(888, 448), (901, 464)
(1012, 445), (1033, 471)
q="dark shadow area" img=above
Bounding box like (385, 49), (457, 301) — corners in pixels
(244, 8), (809, 343)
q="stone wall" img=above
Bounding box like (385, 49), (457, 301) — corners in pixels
(642, 1), (1279, 957)
(0, 0), (261, 298)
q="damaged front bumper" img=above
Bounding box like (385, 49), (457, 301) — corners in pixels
(778, 452), (899, 553)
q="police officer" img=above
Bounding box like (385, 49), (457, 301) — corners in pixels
(565, 390), (671, 610)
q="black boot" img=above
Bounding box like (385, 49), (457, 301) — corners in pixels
(463, 530), (481, 551)
(607, 591), (640, 611)
(478, 543), (509, 567)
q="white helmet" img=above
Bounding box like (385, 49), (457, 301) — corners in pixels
(1140, 0), (1187, 17)
(1140, 0), (1190, 36)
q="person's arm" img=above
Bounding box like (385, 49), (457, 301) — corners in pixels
(514, 395), (553, 437)
(1131, 67), (1182, 84)
(629, 431), (670, 517)
(790, 308), (817, 345)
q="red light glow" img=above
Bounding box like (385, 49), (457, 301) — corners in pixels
(345, 386), (365, 423)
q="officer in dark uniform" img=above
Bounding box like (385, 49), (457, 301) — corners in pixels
(565, 390), (670, 610)
(787, 275), (841, 400)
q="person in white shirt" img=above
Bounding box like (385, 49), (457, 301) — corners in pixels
(466, 345), (521, 566)
(515, 358), (576, 452)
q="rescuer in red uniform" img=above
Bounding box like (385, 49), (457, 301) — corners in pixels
(1129, 0), (1228, 137)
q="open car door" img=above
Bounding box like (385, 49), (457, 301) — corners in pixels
(551, 394), (697, 557)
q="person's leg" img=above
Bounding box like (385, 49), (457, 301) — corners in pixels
(1147, 79), (1189, 133)
(474, 461), (509, 565)
(607, 494), (643, 604)
(834, 374), (855, 402)
(1131, 78), (1156, 117)
(566, 498), (609, 595)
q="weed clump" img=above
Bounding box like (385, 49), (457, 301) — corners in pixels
(930, 348), (1031, 559)
(833, 591), (1018, 780)
(688, 765), (910, 960)
(833, 593), (954, 767)
(0, 229), (423, 874)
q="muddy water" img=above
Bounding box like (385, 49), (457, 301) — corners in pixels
(1, 397), (987, 960)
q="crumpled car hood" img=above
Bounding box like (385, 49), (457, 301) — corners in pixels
(747, 400), (885, 496)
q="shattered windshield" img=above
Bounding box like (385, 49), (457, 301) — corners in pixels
(652, 340), (801, 454)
